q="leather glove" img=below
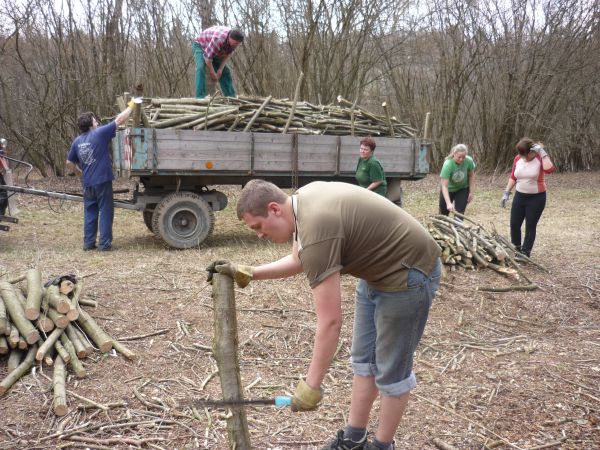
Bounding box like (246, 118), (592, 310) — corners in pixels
(500, 191), (511, 208)
(291, 379), (322, 412)
(531, 144), (548, 158)
(206, 260), (254, 288)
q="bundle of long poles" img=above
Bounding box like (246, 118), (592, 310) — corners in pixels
(129, 95), (416, 137)
(427, 213), (541, 291)
(0, 270), (135, 416)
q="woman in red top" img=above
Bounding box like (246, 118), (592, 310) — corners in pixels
(500, 138), (555, 257)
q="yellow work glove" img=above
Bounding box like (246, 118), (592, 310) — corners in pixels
(127, 97), (142, 109)
(206, 260), (254, 288)
(291, 379), (322, 412)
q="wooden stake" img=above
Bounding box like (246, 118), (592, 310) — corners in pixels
(45, 285), (71, 314)
(8, 322), (19, 348)
(7, 348), (22, 371)
(0, 336), (8, 354)
(54, 339), (71, 364)
(66, 324), (88, 358)
(76, 308), (112, 353)
(283, 73), (304, 134)
(46, 307), (69, 329)
(0, 344), (37, 395)
(0, 281), (39, 344)
(15, 287), (55, 333)
(36, 328), (64, 361)
(211, 273), (252, 450)
(59, 334), (86, 378)
(0, 292), (8, 334)
(111, 339), (136, 360)
(52, 355), (68, 416)
(25, 268), (42, 320)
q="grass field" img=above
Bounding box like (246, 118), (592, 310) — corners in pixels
(0, 171), (599, 449)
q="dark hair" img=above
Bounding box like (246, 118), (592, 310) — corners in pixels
(229, 29), (244, 43)
(516, 137), (534, 156)
(77, 112), (97, 133)
(360, 137), (376, 152)
(236, 179), (287, 219)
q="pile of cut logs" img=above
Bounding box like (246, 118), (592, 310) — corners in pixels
(131, 95), (416, 137)
(427, 213), (544, 291)
(0, 270), (134, 415)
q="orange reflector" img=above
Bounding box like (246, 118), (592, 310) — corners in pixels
(206, 161), (213, 169)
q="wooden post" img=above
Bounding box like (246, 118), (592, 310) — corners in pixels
(212, 273), (251, 450)
(423, 112), (431, 139)
(283, 72), (304, 134)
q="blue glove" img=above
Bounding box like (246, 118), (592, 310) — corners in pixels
(500, 191), (511, 208)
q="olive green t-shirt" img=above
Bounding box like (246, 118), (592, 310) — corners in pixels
(295, 182), (441, 291)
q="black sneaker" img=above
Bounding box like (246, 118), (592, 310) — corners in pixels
(321, 430), (367, 450)
(83, 245), (97, 251)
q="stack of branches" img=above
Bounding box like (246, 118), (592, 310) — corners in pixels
(427, 212), (547, 292)
(132, 95), (415, 137)
(0, 269), (135, 416)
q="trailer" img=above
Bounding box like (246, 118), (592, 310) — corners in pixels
(112, 128), (431, 248)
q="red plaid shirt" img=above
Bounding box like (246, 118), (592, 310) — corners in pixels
(194, 26), (235, 60)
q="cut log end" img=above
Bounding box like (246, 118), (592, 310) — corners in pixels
(66, 310), (79, 322)
(54, 316), (69, 329)
(98, 342), (113, 353)
(25, 309), (40, 321)
(53, 404), (68, 416)
(38, 318), (55, 333)
(26, 330), (40, 345)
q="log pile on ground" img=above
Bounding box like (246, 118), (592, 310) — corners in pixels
(132, 95), (416, 137)
(0, 270), (135, 415)
(427, 212), (546, 292)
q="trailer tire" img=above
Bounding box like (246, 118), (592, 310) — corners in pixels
(152, 192), (214, 249)
(142, 209), (154, 231)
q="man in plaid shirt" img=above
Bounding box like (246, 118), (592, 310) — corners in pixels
(193, 26), (244, 98)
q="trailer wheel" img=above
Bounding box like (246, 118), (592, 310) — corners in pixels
(142, 209), (154, 231)
(152, 192), (214, 249)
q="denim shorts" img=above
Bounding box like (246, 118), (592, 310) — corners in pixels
(350, 259), (441, 396)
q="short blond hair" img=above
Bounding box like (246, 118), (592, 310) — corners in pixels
(446, 143), (468, 160)
(236, 179), (288, 219)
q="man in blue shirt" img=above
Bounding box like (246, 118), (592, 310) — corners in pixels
(67, 103), (135, 251)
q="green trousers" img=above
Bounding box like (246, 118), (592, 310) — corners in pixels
(193, 42), (236, 98)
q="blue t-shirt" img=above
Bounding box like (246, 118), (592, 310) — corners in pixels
(67, 121), (117, 188)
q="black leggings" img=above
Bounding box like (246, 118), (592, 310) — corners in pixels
(510, 191), (546, 256)
(0, 173), (7, 215)
(439, 187), (469, 216)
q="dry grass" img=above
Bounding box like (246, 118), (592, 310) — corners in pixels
(0, 171), (599, 449)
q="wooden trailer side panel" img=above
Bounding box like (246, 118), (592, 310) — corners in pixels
(113, 129), (427, 178)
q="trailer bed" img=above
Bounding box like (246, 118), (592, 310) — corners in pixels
(113, 129), (430, 185)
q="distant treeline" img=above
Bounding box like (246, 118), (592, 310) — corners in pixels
(0, 0), (598, 175)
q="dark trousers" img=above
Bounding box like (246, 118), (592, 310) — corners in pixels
(439, 187), (469, 216)
(510, 191), (546, 256)
(83, 180), (114, 250)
